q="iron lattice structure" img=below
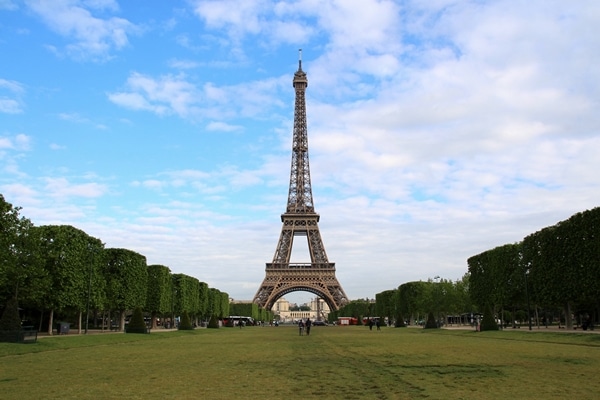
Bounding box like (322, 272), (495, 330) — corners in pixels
(253, 53), (349, 311)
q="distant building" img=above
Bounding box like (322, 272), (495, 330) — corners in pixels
(273, 297), (330, 323)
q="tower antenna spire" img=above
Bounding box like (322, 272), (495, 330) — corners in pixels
(298, 48), (302, 70)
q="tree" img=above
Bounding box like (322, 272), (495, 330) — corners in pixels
(398, 281), (429, 325)
(146, 265), (172, 329)
(36, 225), (104, 334)
(523, 208), (600, 329)
(208, 288), (222, 319)
(455, 273), (475, 322)
(172, 274), (202, 325)
(103, 248), (147, 331)
(375, 289), (396, 323)
(0, 195), (46, 310)
(198, 282), (209, 322)
(230, 302), (258, 319)
(220, 291), (230, 319)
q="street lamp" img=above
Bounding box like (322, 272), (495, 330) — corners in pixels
(524, 267), (532, 331)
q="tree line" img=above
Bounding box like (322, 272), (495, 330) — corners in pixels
(229, 302), (274, 324)
(370, 207), (599, 330)
(335, 277), (472, 327)
(0, 194), (234, 334)
(468, 207), (600, 329)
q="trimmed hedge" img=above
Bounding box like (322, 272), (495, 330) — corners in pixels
(179, 310), (193, 330)
(126, 307), (150, 334)
(0, 297), (22, 332)
(480, 305), (499, 331)
(424, 312), (438, 329)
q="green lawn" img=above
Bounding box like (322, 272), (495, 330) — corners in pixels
(1, 326), (600, 399)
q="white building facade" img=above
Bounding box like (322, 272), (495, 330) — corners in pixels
(272, 297), (330, 323)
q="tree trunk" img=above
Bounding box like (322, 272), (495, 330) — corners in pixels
(119, 310), (126, 331)
(565, 302), (573, 329)
(38, 309), (44, 332)
(47, 309), (54, 335)
(77, 311), (82, 334)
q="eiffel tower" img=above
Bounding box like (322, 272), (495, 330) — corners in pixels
(253, 51), (348, 311)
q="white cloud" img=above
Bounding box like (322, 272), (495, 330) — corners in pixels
(0, 79), (25, 113)
(206, 121), (243, 132)
(49, 143), (66, 150)
(0, 78), (24, 93)
(43, 177), (108, 198)
(0, 133), (31, 150)
(58, 112), (89, 123)
(82, 0), (119, 11)
(191, 0), (266, 36)
(25, 0), (140, 61)
(0, 99), (22, 114)
(168, 59), (200, 70)
(108, 72), (198, 117)
(108, 71), (286, 121)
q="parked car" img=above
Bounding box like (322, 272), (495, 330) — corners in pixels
(313, 321), (328, 326)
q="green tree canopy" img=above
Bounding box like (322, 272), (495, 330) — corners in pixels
(103, 248), (147, 313)
(146, 264), (172, 317)
(0, 195), (45, 306)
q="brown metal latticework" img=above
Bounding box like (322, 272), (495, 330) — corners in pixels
(253, 52), (349, 311)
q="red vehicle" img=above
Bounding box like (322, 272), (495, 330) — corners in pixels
(337, 317), (358, 325)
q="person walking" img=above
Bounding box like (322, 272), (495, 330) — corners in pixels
(298, 319), (304, 336)
(305, 318), (312, 336)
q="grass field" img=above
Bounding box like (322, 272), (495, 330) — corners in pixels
(1, 326), (600, 399)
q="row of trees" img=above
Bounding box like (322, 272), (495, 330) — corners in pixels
(329, 298), (375, 324)
(370, 277), (473, 327)
(367, 208), (598, 330)
(468, 207), (600, 329)
(0, 194), (232, 334)
(229, 302), (274, 324)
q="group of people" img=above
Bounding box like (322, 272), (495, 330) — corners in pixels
(298, 318), (312, 336)
(368, 318), (381, 331)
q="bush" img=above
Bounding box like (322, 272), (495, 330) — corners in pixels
(480, 305), (499, 331)
(0, 297), (22, 332)
(424, 312), (438, 329)
(126, 307), (149, 334)
(394, 313), (406, 328)
(178, 310), (193, 330)
(207, 315), (220, 329)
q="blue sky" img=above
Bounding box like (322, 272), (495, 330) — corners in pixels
(1, 0), (599, 305)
